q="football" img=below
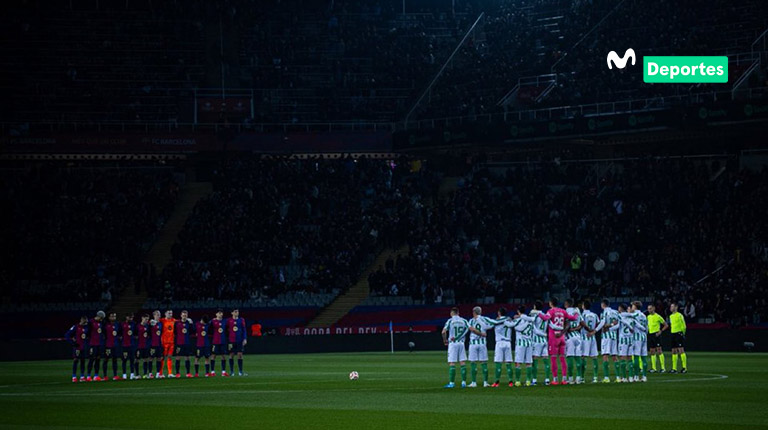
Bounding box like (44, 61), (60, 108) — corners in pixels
(349, 371), (359, 380)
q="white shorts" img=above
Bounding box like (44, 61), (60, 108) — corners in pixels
(447, 343), (467, 363)
(632, 338), (648, 357)
(601, 337), (617, 356)
(514, 344), (532, 364)
(494, 341), (513, 362)
(532, 342), (549, 358)
(618, 341), (631, 357)
(565, 337), (582, 357)
(581, 337), (598, 357)
(468, 344), (489, 362)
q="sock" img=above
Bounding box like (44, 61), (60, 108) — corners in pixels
(619, 360), (625, 378)
(495, 363), (502, 381)
(449, 365), (456, 383)
(613, 360), (620, 378)
(525, 366), (532, 383)
(229, 358), (234, 374)
(185, 359), (191, 374)
(238, 358), (243, 373)
(460, 365), (467, 382)
(143, 361), (148, 375)
(166, 358), (172, 375)
(651, 355), (657, 370)
(550, 357), (558, 379)
(221, 359), (226, 373)
(481, 363), (488, 382)
(470, 363), (477, 383)
(603, 360), (610, 378)
(628, 359), (634, 378)
(195, 363), (200, 374)
(544, 358), (551, 379)
(681, 353), (687, 369)
(566, 357), (573, 377)
(515, 366), (521, 383)
(672, 354), (678, 370)
(659, 354), (666, 371)
(505, 363), (513, 382)
(205, 363), (210, 374)
(641, 357), (648, 377)
(559, 356), (567, 378)
(634, 356), (641, 376)
(122, 360), (127, 375)
(72, 360), (78, 378)
(80, 359), (86, 378)
(102, 360), (107, 377)
(157, 360), (163, 374)
(175, 360), (180, 375)
(532, 360), (538, 380)
(592, 359), (598, 379)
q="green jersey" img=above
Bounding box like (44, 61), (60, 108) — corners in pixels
(443, 316), (470, 344)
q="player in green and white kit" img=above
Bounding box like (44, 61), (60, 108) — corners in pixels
(564, 299), (587, 384)
(467, 306), (496, 387)
(506, 306), (535, 386)
(530, 300), (551, 386)
(442, 307), (469, 388)
(595, 299), (620, 383)
(491, 308), (515, 387)
(617, 303), (637, 383)
(579, 300), (600, 383)
(630, 301), (648, 382)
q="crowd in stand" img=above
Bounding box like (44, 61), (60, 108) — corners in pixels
(368, 156), (768, 325)
(1, 163), (179, 303)
(156, 157), (437, 302)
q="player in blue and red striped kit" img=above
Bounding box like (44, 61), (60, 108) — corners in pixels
(226, 309), (248, 376)
(65, 316), (89, 382)
(103, 312), (121, 380)
(136, 314), (151, 378)
(194, 316), (212, 377)
(120, 314), (138, 380)
(174, 310), (195, 378)
(149, 310), (165, 378)
(86, 310), (105, 381)
(210, 309), (228, 376)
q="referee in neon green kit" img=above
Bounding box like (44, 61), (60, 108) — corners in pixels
(668, 303), (687, 373)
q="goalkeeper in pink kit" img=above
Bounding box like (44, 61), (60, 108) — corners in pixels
(537, 297), (579, 385)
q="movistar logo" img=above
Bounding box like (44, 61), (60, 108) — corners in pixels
(607, 48), (636, 69)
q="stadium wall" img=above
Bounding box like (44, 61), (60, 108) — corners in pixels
(3, 329), (768, 361)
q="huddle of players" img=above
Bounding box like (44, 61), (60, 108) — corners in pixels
(65, 308), (248, 382)
(441, 298), (688, 388)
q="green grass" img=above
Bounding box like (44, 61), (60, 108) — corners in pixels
(0, 352), (766, 429)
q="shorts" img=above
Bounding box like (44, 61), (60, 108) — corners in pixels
(447, 342), (467, 363)
(163, 343), (174, 356)
(532, 342), (548, 358)
(195, 346), (212, 359)
(648, 334), (662, 349)
(104, 347), (117, 358)
(212, 344), (227, 355)
(175, 344), (193, 357)
(468, 344), (488, 361)
(632, 338), (648, 357)
(601, 337), (617, 356)
(671, 333), (685, 349)
(137, 348), (150, 359)
(121, 347), (136, 360)
(494, 341), (512, 363)
(565, 336), (582, 357)
(514, 344), (532, 364)
(228, 342), (244, 354)
(581, 337), (598, 357)
(72, 347), (87, 359)
(618, 341), (631, 357)
(149, 346), (163, 358)
(548, 336), (565, 356)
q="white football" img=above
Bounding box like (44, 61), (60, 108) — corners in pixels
(349, 371), (359, 380)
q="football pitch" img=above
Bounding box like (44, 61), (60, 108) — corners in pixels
(0, 352), (766, 429)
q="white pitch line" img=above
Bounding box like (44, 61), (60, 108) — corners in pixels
(652, 373), (728, 383)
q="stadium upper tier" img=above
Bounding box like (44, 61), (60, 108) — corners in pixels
(2, 0), (764, 127)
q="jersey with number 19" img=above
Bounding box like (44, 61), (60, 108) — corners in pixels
(444, 316), (469, 363)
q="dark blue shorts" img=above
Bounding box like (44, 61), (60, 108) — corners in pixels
(149, 346), (163, 358)
(121, 347), (136, 360)
(228, 342), (244, 354)
(137, 348), (150, 359)
(175, 344), (193, 357)
(104, 347), (119, 358)
(88, 345), (103, 358)
(212, 344), (227, 355)
(72, 347), (88, 359)
(195, 346), (212, 359)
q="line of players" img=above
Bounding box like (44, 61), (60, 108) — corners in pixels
(65, 308), (248, 382)
(442, 298), (689, 388)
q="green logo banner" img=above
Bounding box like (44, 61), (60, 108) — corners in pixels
(643, 56), (728, 83)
